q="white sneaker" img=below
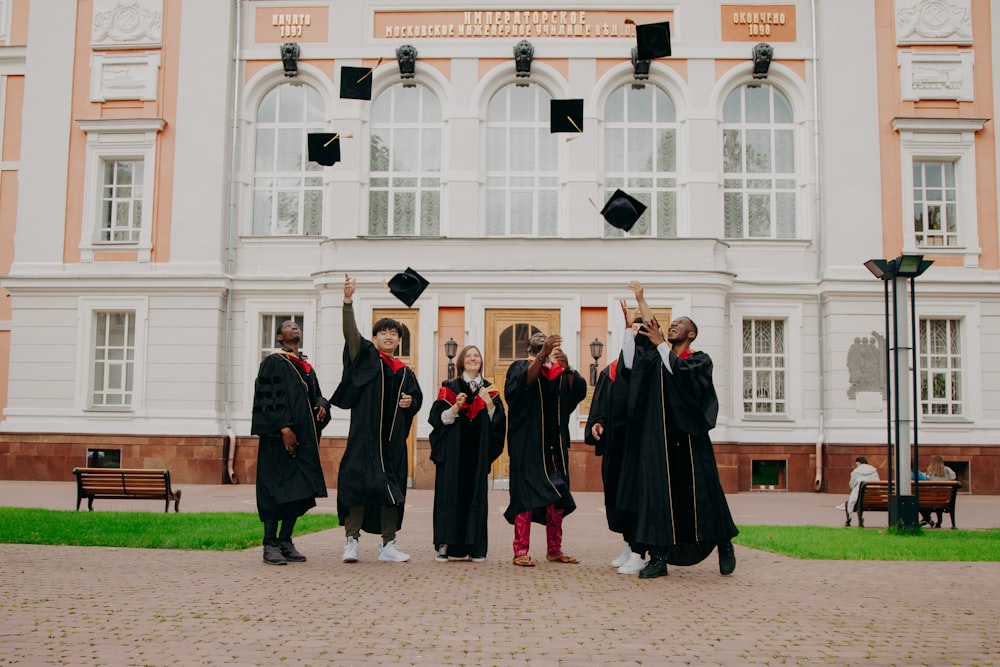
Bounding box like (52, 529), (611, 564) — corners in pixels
(610, 543), (631, 568)
(435, 545), (448, 562)
(617, 553), (646, 574)
(342, 537), (359, 563)
(835, 504), (846, 511)
(378, 539), (411, 562)
(470, 556), (486, 563)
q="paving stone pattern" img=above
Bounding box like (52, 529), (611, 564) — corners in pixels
(1, 482), (998, 666)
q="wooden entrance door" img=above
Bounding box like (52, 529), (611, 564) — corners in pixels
(372, 308), (419, 486)
(483, 309), (561, 489)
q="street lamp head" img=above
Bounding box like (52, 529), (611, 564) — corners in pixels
(444, 337), (458, 360)
(893, 254), (933, 278)
(864, 258), (891, 280)
(589, 338), (604, 362)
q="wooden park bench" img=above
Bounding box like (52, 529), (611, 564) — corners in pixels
(72, 467), (182, 513)
(846, 480), (961, 529)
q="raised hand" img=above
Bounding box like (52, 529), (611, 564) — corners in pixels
(639, 318), (665, 347)
(541, 334), (562, 359)
(344, 274), (356, 302)
(627, 281), (645, 301)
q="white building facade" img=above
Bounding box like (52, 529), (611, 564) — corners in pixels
(1, 0), (998, 493)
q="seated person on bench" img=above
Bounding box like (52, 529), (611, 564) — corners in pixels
(920, 455), (957, 528)
(837, 456), (879, 515)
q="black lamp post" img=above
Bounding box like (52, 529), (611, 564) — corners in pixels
(589, 338), (604, 386)
(864, 254), (933, 528)
(444, 337), (458, 380)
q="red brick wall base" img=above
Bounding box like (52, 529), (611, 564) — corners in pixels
(1, 433), (996, 495)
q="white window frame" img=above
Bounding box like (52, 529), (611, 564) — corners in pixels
(721, 83), (798, 240)
(250, 82), (325, 237)
(893, 117), (985, 267)
(911, 160), (958, 247)
(730, 303), (802, 423)
(243, 298), (317, 412)
(915, 300), (979, 424)
(77, 296), (148, 414)
(602, 83), (679, 238)
(484, 84), (560, 237)
(77, 118), (164, 262)
(368, 83), (443, 237)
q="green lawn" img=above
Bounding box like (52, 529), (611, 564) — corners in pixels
(1, 508), (997, 560)
(0, 507), (338, 551)
(734, 525), (1000, 561)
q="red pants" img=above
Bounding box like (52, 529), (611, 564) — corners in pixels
(512, 504), (564, 557)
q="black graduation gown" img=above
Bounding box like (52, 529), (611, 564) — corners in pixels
(330, 338), (423, 535)
(503, 360), (587, 524)
(616, 341), (738, 565)
(251, 352), (330, 521)
(584, 357), (634, 536)
(428, 378), (506, 557)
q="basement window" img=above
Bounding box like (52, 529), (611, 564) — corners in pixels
(751, 459), (786, 491)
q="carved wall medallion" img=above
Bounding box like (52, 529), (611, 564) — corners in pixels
(92, 0), (163, 49)
(896, 0), (972, 45)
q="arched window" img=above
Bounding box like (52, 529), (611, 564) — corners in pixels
(368, 84), (442, 236)
(499, 323), (543, 359)
(252, 83), (325, 236)
(722, 83), (795, 239)
(603, 84), (677, 237)
(485, 85), (558, 236)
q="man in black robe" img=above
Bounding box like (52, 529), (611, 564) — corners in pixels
(586, 319), (650, 574)
(504, 332), (587, 566)
(251, 320), (330, 565)
(428, 345), (506, 562)
(330, 274), (423, 563)
(618, 282), (738, 579)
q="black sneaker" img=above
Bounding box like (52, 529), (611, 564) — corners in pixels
(278, 539), (307, 562)
(638, 558), (668, 579)
(263, 543), (287, 566)
(718, 542), (736, 576)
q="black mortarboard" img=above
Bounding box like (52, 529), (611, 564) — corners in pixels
(307, 133), (341, 166)
(636, 21), (671, 60)
(600, 189), (647, 232)
(387, 267), (429, 308)
(340, 65), (374, 100)
(550, 99), (584, 134)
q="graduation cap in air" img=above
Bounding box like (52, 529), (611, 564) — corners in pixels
(635, 21), (671, 60)
(600, 189), (647, 233)
(387, 267), (429, 308)
(550, 99), (584, 134)
(340, 65), (374, 100)
(307, 133), (342, 166)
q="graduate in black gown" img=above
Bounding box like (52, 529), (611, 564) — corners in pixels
(585, 310), (648, 574)
(428, 345), (506, 562)
(617, 281), (738, 579)
(330, 274), (423, 563)
(504, 332), (587, 566)
(251, 320), (330, 566)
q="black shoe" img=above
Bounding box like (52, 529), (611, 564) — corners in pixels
(718, 542), (736, 576)
(638, 558), (668, 579)
(263, 543), (287, 566)
(278, 539), (307, 562)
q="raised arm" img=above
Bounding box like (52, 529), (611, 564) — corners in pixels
(342, 274), (361, 361)
(628, 281), (656, 329)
